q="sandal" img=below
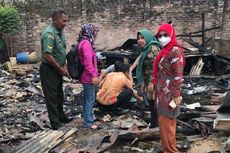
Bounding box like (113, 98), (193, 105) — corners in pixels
(90, 124), (98, 129)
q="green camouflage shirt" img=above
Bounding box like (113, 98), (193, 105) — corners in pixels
(40, 24), (66, 66)
(143, 45), (160, 85)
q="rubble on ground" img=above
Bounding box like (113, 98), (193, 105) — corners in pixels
(0, 63), (230, 153)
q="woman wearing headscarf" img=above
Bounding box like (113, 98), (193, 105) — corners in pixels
(153, 23), (185, 153)
(130, 28), (162, 128)
(77, 23), (99, 129)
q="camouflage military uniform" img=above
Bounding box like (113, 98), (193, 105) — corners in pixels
(39, 24), (67, 128)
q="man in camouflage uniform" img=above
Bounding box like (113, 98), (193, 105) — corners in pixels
(40, 9), (72, 130)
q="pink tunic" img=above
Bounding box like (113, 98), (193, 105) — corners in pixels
(78, 40), (98, 84)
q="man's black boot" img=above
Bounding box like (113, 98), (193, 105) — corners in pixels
(50, 122), (64, 130)
(59, 116), (73, 123)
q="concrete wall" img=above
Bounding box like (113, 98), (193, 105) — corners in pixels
(6, 0), (230, 55)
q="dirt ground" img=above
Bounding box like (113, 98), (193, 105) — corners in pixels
(187, 137), (222, 153)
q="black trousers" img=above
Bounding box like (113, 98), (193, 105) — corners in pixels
(100, 88), (133, 111)
(149, 99), (158, 128)
(115, 88), (133, 108)
(40, 63), (65, 126)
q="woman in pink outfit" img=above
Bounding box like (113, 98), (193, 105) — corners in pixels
(77, 23), (99, 129)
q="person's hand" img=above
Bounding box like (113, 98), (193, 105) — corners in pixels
(139, 96), (144, 102)
(63, 67), (71, 78)
(133, 89), (143, 102)
(136, 94), (143, 102)
(98, 69), (106, 82)
(64, 63), (68, 69)
(101, 69), (106, 74)
(174, 96), (182, 106)
(92, 77), (99, 85)
(147, 83), (153, 93)
(152, 91), (155, 100)
(65, 70), (71, 79)
(58, 67), (68, 76)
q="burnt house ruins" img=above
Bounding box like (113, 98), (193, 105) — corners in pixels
(0, 0), (230, 153)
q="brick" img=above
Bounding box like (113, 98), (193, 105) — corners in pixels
(4, 0), (229, 54)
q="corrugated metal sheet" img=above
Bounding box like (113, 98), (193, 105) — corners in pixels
(15, 128), (77, 153)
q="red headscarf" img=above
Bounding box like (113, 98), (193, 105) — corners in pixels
(153, 23), (185, 85)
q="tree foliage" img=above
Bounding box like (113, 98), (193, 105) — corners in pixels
(0, 6), (20, 35)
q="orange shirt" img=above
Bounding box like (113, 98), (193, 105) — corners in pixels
(96, 72), (132, 105)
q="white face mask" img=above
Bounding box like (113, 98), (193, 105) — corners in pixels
(159, 36), (171, 47)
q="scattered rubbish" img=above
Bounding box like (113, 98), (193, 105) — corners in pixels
(213, 113), (230, 132)
(0, 62), (229, 153)
(186, 102), (201, 109)
(52, 130), (119, 153)
(217, 91), (230, 113)
(1, 37), (230, 152)
(189, 57), (204, 75)
(224, 137), (230, 152)
(112, 117), (148, 129)
(186, 86), (207, 95)
(0, 62), (13, 73)
(102, 114), (112, 122)
(10, 57), (17, 66)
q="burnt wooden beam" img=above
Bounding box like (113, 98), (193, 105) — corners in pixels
(202, 12), (205, 48)
(216, 73), (230, 81)
(184, 75), (217, 79)
(178, 112), (202, 121)
(182, 38), (210, 53)
(205, 37), (213, 44)
(176, 26), (221, 37)
(177, 34), (203, 37)
(118, 128), (160, 140)
(177, 119), (196, 130)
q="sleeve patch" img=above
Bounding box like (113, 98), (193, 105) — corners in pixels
(48, 45), (53, 49)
